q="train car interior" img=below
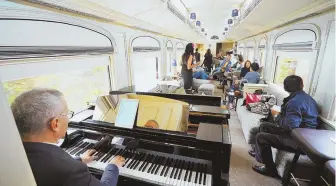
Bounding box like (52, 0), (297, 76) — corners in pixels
(0, 0), (335, 186)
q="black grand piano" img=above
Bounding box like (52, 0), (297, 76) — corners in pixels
(61, 85), (232, 186)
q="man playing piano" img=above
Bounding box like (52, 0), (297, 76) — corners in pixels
(10, 88), (125, 186)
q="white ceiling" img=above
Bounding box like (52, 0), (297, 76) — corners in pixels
(9, 0), (335, 44)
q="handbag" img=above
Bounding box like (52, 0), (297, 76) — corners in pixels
(245, 93), (262, 105)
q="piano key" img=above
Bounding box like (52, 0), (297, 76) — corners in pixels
(195, 163), (200, 185)
(140, 154), (152, 172)
(170, 159), (179, 178)
(203, 164), (207, 186)
(164, 158), (175, 177)
(170, 160), (181, 186)
(206, 174), (212, 186)
(198, 164), (203, 185)
(189, 170), (196, 186)
(173, 160), (183, 179)
(101, 148), (115, 162)
(160, 158), (170, 176)
(136, 155), (149, 172)
(76, 143), (93, 156)
(129, 153), (143, 170)
(66, 141), (83, 153)
(147, 155), (158, 173)
(126, 152), (140, 168)
(177, 168), (186, 186)
(152, 155), (161, 173)
(184, 161), (191, 181)
(154, 156), (166, 175)
(164, 166), (174, 185)
(188, 162), (195, 183)
(173, 160), (184, 186)
(70, 142), (87, 155)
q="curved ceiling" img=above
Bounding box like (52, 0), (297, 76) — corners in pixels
(183, 0), (243, 41)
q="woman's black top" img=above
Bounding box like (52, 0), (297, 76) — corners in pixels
(204, 54), (213, 65)
(181, 55), (193, 89)
(240, 67), (250, 78)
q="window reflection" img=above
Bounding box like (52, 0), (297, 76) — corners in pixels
(2, 66), (110, 112)
(274, 51), (313, 90)
(132, 53), (160, 92)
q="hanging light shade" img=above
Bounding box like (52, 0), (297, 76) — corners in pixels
(211, 35), (219, 40)
(205, 33), (207, 36)
(190, 13), (196, 20)
(224, 27), (229, 31)
(196, 21), (201, 27)
(223, 32), (226, 35)
(232, 9), (239, 17)
(228, 19), (233, 24)
(201, 28), (205, 32)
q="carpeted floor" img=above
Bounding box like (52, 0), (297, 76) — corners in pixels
(213, 84), (281, 186)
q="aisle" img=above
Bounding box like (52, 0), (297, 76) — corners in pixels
(213, 83), (281, 186)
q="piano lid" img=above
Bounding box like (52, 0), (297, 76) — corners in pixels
(112, 85), (186, 95)
(92, 93), (189, 133)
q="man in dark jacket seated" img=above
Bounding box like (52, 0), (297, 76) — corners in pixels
(249, 75), (319, 177)
(11, 88), (125, 186)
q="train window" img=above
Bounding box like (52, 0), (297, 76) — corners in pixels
(245, 40), (255, 62)
(238, 43), (245, 57)
(131, 36), (161, 92)
(273, 51), (313, 88)
(272, 28), (318, 92)
(3, 65), (110, 113)
(258, 37), (267, 67)
(312, 21), (335, 122)
(0, 13), (116, 112)
(166, 40), (174, 76)
(176, 42), (185, 73)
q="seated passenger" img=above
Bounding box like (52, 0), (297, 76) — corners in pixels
(193, 66), (209, 79)
(11, 88), (125, 186)
(212, 51), (232, 78)
(216, 49), (224, 60)
(242, 62), (260, 84)
(240, 60), (251, 78)
(231, 54), (244, 71)
(249, 76), (318, 178)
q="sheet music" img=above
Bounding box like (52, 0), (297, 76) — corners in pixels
(115, 99), (139, 129)
(70, 110), (94, 123)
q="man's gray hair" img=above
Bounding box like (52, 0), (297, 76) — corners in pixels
(11, 88), (65, 137)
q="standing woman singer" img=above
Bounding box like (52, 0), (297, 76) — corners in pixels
(181, 43), (199, 90)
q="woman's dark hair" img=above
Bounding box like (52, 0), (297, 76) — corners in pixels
(206, 49), (211, 55)
(238, 54), (244, 62)
(251, 63), (259, 71)
(244, 60), (251, 68)
(226, 51), (232, 56)
(284, 75), (303, 93)
(182, 43), (194, 62)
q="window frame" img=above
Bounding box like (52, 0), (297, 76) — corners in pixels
(129, 34), (162, 86)
(258, 36), (267, 69)
(270, 24), (321, 94)
(0, 8), (117, 111)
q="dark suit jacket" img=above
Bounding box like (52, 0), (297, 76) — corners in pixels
(23, 142), (119, 186)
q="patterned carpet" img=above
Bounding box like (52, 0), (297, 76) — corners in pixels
(213, 84), (281, 186)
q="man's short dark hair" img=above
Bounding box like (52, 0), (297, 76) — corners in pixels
(284, 75), (303, 93)
(226, 51), (232, 56)
(251, 63), (259, 71)
(196, 48), (198, 52)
